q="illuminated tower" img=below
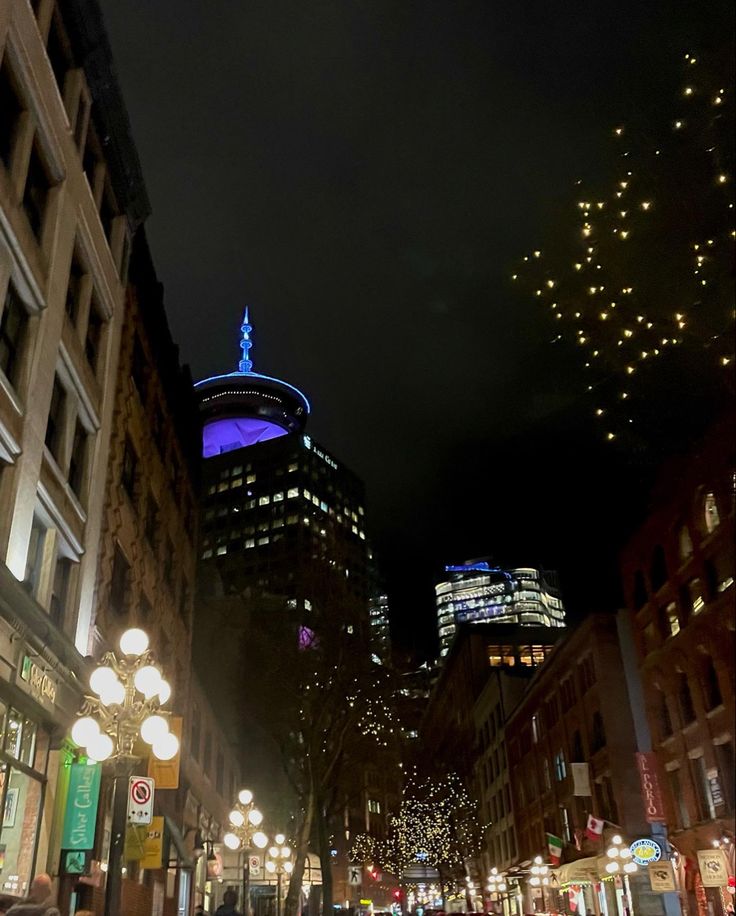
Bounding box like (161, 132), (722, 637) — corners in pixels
(436, 560), (566, 658)
(194, 310), (370, 608)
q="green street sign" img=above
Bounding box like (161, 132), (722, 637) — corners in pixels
(61, 763), (102, 850)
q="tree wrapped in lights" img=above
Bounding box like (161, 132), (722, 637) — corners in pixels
(351, 771), (481, 892)
(513, 46), (734, 445)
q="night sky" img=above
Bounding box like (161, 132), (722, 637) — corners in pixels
(99, 0), (733, 658)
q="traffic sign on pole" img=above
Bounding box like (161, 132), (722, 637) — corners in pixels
(127, 776), (155, 825)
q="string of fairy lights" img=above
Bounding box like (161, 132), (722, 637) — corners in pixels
(350, 771), (481, 877)
(512, 49), (735, 441)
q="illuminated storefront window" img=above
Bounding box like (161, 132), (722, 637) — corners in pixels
(0, 703), (50, 898)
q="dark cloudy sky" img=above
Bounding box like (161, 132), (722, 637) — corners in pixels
(100, 0), (732, 656)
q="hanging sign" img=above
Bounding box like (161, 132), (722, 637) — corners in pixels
(629, 838), (662, 866)
(140, 817), (165, 870)
(696, 849), (729, 887)
(249, 854), (262, 877)
(128, 776), (155, 825)
(348, 865), (362, 886)
(635, 752), (666, 823)
(61, 763), (102, 850)
(649, 861), (676, 893)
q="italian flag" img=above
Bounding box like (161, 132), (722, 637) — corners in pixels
(547, 833), (563, 865)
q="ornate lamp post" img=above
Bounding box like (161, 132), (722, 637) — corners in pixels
(223, 790), (269, 916)
(70, 628), (178, 916)
(265, 835), (293, 916)
(605, 835), (637, 916)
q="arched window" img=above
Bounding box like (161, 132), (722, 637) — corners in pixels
(704, 492), (720, 533)
(678, 526), (693, 560)
(591, 711), (606, 752)
(632, 571), (648, 609)
(678, 672), (696, 725)
(658, 691), (673, 738)
(650, 545), (668, 592)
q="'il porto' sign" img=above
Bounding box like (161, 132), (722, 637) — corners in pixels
(636, 752), (666, 823)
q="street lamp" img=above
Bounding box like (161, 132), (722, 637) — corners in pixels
(222, 790), (269, 916)
(71, 628), (177, 916)
(265, 837), (293, 916)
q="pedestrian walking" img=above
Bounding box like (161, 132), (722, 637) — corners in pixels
(214, 889), (243, 916)
(5, 875), (61, 916)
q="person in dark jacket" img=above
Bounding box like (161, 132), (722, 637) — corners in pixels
(214, 889), (242, 916)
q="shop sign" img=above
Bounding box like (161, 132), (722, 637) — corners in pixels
(148, 717), (182, 789)
(629, 838), (662, 866)
(696, 849), (729, 887)
(648, 861), (676, 893)
(706, 769), (724, 808)
(61, 763), (102, 850)
(635, 752), (666, 823)
(20, 655), (57, 706)
(140, 816), (165, 870)
(63, 850), (87, 875)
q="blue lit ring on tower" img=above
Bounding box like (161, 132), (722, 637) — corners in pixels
(195, 307), (310, 458)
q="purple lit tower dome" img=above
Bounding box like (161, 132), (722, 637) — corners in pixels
(195, 308), (310, 458)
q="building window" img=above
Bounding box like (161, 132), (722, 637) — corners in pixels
(658, 691), (673, 739)
(571, 729), (584, 762)
(68, 417), (89, 497)
(0, 281), (29, 388)
(678, 525), (693, 560)
(109, 545), (129, 617)
(650, 545), (668, 592)
(598, 775), (618, 824)
(24, 515), (49, 599)
(591, 711), (606, 752)
(65, 244), (87, 324)
(49, 555), (73, 629)
(560, 677), (576, 708)
(703, 492), (720, 533)
(46, 9), (74, 97)
(85, 294), (105, 374)
(667, 769), (690, 828)
(678, 673), (696, 726)
(578, 656), (596, 694)
(692, 756), (716, 820)
(714, 743), (735, 813)
(661, 602), (680, 638)
(23, 140), (55, 239)
(130, 336), (148, 402)
(0, 53), (26, 167)
(121, 438), (137, 503)
(632, 570), (647, 609)
(44, 375), (67, 463)
(542, 758), (551, 791)
(560, 806), (572, 844)
(554, 750), (567, 781)
(368, 799), (381, 814)
(702, 659), (722, 711)
(99, 180), (118, 242)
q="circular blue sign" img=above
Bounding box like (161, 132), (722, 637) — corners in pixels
(629, 839), (662, 866)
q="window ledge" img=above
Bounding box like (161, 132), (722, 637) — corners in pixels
(705, 704), (725, 718)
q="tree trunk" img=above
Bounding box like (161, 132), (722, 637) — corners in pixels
(317, 798), (334, 916)
(285, 788), (316, 916)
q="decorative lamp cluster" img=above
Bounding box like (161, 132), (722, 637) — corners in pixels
(512, 48), (735, 442)
(223, 789), (269, 852)
(487, 868), (508, 893)
(528, 856), (550, 887)
(605, 835), (638, 875)
(71, 628), (177, 762)
(265, 836), (294, 876)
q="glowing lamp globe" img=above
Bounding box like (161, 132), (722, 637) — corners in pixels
(607, 847), (620, 858)
(238, 789), (254, 806)
(224, 833), (240, 851)
(274, 833), (286, 845)
(281, 847), (291, 858)
(87, 732), (114, 762)
(252, 831), (268, 849)
(119, 628), (149, 656)
(229, 810), (245, 828)
(499, 883), (507, 892)
(606, 862), (619, 874)
(248, 808), (263, 827)
(612, 835), (623, 845)
(140, 715), (169, 745)
(623, 863), (638, 874)
(269, 847), (279, 858)
(152, 731), (179, 761)
(134, 665), (163, 698)
(284, 861), (294, 874)
(90, 666), (118, 696)
(157, 680), (172, 705)
(71, 716), (100, 747)
(620, 847), (632, 859)
(99, 678), (125, 706)
(265, 861), (276, 874)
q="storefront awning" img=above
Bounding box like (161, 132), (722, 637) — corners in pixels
(166, 816), (194, 869)
(552, 857), (601, 886)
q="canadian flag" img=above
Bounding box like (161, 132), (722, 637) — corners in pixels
(585, 815), (605, 841)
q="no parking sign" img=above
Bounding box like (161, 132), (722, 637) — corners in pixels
(128, 776), (155, 825)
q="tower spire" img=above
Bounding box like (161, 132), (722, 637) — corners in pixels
(238, 306), (253, 373)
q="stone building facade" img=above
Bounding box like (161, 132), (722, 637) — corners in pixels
(620, 414), (735, 916)
(0, 0), (146, 902)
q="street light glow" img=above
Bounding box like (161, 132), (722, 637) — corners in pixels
(224, 833), (241, 850)
(252, 831), (269, 849)
(239, 789), (254, 805)
(119, 628), (150, 656)
(248, 808), (264, 827)
(230, 810), (246, 828)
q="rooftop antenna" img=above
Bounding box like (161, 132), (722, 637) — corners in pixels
(238, 306), (253, 373)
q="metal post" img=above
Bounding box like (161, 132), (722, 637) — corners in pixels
(243, 849), (251, 916)
(104, 759), (133, 916)
(277, 871), (283, 916)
